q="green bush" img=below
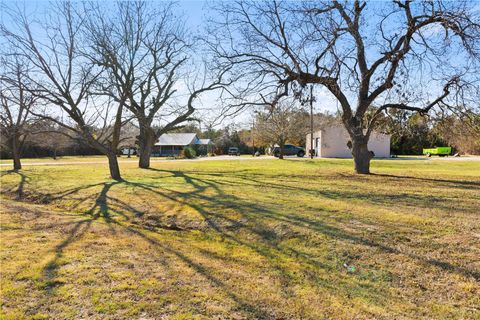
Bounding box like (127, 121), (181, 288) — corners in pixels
(182, 146), (196, 159)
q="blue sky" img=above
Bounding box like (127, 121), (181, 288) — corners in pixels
(0, 0), (260, 128)
(2, 1), (477, 129)
(178, 0), (207, 28)
(0, 0), (346, 128)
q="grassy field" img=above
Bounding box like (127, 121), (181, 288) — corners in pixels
(0, 155), (157, 164)
(0, 154), (264, 164)
(0, 158), (479, 319)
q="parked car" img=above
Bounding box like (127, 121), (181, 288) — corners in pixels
(273, 144), (305, 157)
(228, 147), (240, 156)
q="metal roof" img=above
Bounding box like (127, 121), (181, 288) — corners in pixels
(155, 133), (197, 146)
(197, 139), (212, 145)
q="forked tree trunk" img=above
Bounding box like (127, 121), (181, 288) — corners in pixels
(351, 135), (372, 174)
(107, 152), (122, 181)
(138, 128), (156, 169)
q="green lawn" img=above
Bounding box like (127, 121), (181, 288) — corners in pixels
(1, 158), (479, 319)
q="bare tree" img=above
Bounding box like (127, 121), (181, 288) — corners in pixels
(27, 119), (74, 160)
(255, 99), (305, 159)
(208, 0), (480, 173)
(85, 1), (231, 169)
(0, 56), (36, 170)
(118, 123), (140, 158)
(1, 2), (126, 180)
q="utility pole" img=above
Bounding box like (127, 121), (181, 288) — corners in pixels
(252, 117), (255, 156)
(251, 110), (260, 156)
(310, 85), (314, 159)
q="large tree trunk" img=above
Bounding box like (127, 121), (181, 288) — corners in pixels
(137, 128), (156, 169)
(138, 145), (152, 169)
(351, 135), (373, 174)
(107, 152), (122, 181)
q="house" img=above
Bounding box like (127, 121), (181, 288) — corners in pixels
(305, 125), (390, 158)
(152, 133), (212, 157)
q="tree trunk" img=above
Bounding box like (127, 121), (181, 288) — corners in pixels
(351, 136), (372, 174)
(107, 152), (122, 181)
(279, 140), (285, 160)
(12, 151), (21, 171)
(138, 143), (153, 168)
(138, 128), (156, 169)
(11, 136), (22, 171)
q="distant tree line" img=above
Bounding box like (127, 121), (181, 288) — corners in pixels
(2, 107), (478, 161)
(374, 109), (480, 155)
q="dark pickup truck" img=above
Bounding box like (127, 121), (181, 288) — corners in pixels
(273, 144), (305, 157)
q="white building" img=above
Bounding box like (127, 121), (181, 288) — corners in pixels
(305, 125), (391, 158)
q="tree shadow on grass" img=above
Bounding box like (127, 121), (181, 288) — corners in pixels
(27, 175), (338, 316)
(121, 223), (274, 319)
(186, 170), (473, 214)
(39, 182), (123, 294)
(32, 176), (274, 317)
(42, 218), (93, 292)
(0, 170), (28, 199)
(371, 173), (480, 190)
(158, 172), (477, 283)
(22, 168), (479, 316)
(136, 169), (480, 280)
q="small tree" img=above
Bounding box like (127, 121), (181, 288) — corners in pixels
(0, 56), (36, 170)
(255, 99), (305, 159)
(27, 119), (73, 160)
(119, 123), (140, 158)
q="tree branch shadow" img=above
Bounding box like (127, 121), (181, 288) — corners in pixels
(22, 167), (478, 315)
(1, 170), (29, 199)
(371, 173), (480, 189)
